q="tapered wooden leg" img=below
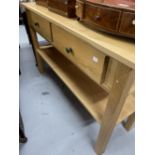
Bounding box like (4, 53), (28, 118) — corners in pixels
(26, 10), (44, 73)
(95, 62), (134, 155)
(30, 28), (44, 73)
(123, 112), (135, 131)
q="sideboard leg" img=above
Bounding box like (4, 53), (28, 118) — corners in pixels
(26, 10), (45, 73)
(123, 112), (135, 131)
(95, 63), (134, 155)
(36, 52), (45, 73)
(29, 27), (44, 73)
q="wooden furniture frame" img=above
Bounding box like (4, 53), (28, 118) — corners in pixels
(76, 0), (135, 38)
(21, 3), (135, 155)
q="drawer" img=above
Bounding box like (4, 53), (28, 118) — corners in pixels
(48, 0), (67, 12)
(52, 25), (108, 84)
(29, 12), (52, 42)
(36, 0), (48, 7)
(84, 3), (121, 32)
(48, 0), (76, 17)
(119, 12), (135, 37)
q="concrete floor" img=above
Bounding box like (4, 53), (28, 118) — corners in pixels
(19, 25), (135, 155)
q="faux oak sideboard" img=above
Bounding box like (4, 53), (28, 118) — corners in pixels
(21, 2), (135, 155)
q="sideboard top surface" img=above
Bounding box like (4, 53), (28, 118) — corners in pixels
(21, 2), (135, 69)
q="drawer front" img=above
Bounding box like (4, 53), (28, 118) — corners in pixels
(30, 12), (52, 42)
(36, 0), (48, 7)
(119, 12), (135, 37)
(48, 0), (75, 8)
(48, 0), (76, 17)
(84, 3), (121, 32)
(48, 0), (68, 12)
(52, 25), (107, 84)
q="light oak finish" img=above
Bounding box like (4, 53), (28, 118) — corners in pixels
(37, 47), (134, 124)
(22, 3), (135, 155)
(52, 24), (108, 84)
(21, 3), (135, 69)
(123, 112), (135, 131)
(26, 10), (45, 73)
(29, 11), (52, 42)
(103, 58), (118, 90)
(96, 63), (134, 155)
(102, 58), (135, 91)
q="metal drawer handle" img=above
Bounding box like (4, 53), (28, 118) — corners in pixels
(34, 22), (39, 27)
(65, 48), (73, 54)
(132, 19), (135, 25)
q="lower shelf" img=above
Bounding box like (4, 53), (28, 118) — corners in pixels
(37, 47), (134, 124)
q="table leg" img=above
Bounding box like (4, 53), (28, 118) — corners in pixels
(26, 10), (44, 73)
(29, 27), (45, 73)
(123, 112), (135, 131)
(95, 62), (134, 155)
(25, 10), (38, 65)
